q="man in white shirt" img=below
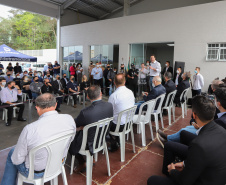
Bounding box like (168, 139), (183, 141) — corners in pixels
(192, 67), (204, 97)
(149, 55), (161, 91)
(91, 62), (103, 91)
(108, 73), (135, 151)
(1, 93), (76, 185)
(43, 62), (49, 76)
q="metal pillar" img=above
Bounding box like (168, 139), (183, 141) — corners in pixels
(123, 0), (130, 16)
(56, 6), (62, 77)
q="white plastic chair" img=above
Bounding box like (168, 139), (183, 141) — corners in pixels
(67, 95), (74, 106)
(162, 90), (177, 125)
(70, 117), (113, 185)
(133, 100), (156, 146)
(2, 107), (18, 123)
(180, 88), (189, 118)
(22, 93), (29, 102)
(151, 94), (166, 132)
(17, 131), (75, 185)
(109, 106), (137, 162)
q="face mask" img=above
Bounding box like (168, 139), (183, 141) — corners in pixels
(57, 77), (60, 80)
(25, 78), (28, 81)
(7, 74), (10, 76)
(78, 65), (81, 67)
(11, 86), (15, 89)
(165, 64), (168, 67)
(30, 74), (32, 76)
(64, 76), (66, 78)
(2, 82), (6, 86)
(114, 71), (117, 73)
(176, 70), (179, 74)
(194, 70), (198, 74)
(47, 75), (50, 77)
(146, 63), (149, 66)
(71, 78), (75, 81)
(121, 67), (124, 70)
(107, 66), (110, 69)
(152, 82), (155, 88)
(215, 99), (219, 109)
(35, 79), (39, 82)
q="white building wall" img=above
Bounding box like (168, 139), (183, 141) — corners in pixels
(61, 1), (226, 92)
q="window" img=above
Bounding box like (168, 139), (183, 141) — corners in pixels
(206, 43), (226, 61)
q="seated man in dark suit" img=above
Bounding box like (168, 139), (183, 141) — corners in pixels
(179, 87), (226, 146)
(41, 79), (61, 112)
(135, 76), (166, 114)
(148, 95), (226, 185)
(162, 72), (176, 109)
(174, 72), (190, 105)
(61, 73), (69, 91)
(69, 85), (113, 173)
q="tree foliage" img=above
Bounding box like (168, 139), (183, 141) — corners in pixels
(0, 10), (56, 50)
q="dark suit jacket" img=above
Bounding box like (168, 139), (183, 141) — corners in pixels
(143, 84), (166, 110)
(174, 73), (182, 84)
(215, 113), (226, 129)
(162, 66), (173, 76)
(171, 121), (226, 185)
(60, 77), (69, 90)
(163, 80), (176, 107)
(174, 79), (190, 104)
(41, 84), (53, 94)
(69, 100), (113, 155)
(52, 80), (63, 94)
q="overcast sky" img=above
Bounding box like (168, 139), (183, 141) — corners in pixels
(0, 4), (16, 19)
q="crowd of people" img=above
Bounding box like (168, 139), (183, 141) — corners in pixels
(1, 55), (226, 185)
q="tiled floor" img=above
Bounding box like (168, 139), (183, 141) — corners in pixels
(0, 104), (192, 185)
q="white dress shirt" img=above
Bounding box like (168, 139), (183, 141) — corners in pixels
(193, 73), (204, 90)
(91, 67), (103, 80)
(11, 111), (76, 171)
(1, 87), (22, 103)
(149, 60), (161, 76)
(140, 68), (148, 79)
(108, 86), (135, 125)
(43, 64), (48, 72)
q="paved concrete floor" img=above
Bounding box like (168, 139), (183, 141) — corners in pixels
(0, 97), (192, 185)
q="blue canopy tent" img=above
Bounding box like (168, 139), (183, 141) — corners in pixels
(63, 51), (83, 62)
(0, 44), (37, 62)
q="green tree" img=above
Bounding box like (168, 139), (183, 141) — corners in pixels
(0, 10), (57, 50)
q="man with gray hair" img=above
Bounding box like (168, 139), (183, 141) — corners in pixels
(69, 85), (113, 173)
(135, 76), (166, 113)
(1, 93), (76, 185)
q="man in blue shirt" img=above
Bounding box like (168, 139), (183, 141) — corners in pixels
(67, 75), (80, 108)
(91, 62), (103, 92)
(53, 61), (61, 77)
(4, 71), (14, 83)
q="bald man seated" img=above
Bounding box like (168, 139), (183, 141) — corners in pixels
(135, 76), (166, 114)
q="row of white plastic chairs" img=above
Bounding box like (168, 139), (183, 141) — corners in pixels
(17, 88), (190, 185)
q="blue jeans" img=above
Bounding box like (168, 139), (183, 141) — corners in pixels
(149, 76), (154, 91)
(32, 92), (39, 100)
(167, 125), (197, 143)
(135, 101), (144, 114)
(109, 84), (113, 96)
(1, 148), (44, 185)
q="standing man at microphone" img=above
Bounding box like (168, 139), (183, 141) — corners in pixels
(149, 55), (161, 91)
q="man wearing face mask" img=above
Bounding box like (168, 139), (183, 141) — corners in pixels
(67, 75), (80, 108)
(174, 67), (182, 87)
(127, 63), (139, 98)
(53, 60), (61, 77)
(103, 64), (111, 96)
(192, 67), (204, 97)
(0, 77), (6, 91)
(32, 72), (43, 83)
(135, 76), (166, 114)
(91, 62), (103, 91)
(107, 67), (118, 96)
(44, 71), (53, 83)
(30, 76), (43, 100)
(14, 62), (22, 75)
(161, 61), (173, 84)
(0, 81), (26, 126)
(119, 64), (127, 76)
(61, 74), (69, 92)
(4, 71), (14, 83)
(13, 73), (22, 89)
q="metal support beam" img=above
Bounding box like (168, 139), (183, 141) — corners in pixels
(62, 0), (77, 9)
(123, 0), (130, 16)
(56, 6), (62, 77)
(82, 0), (111, 13)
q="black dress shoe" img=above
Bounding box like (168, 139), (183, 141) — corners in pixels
(5, 122), (11, 126)
(56, 109), (61, 112)
(108, 145), (119, 152)
(17, 118), (26, 121)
